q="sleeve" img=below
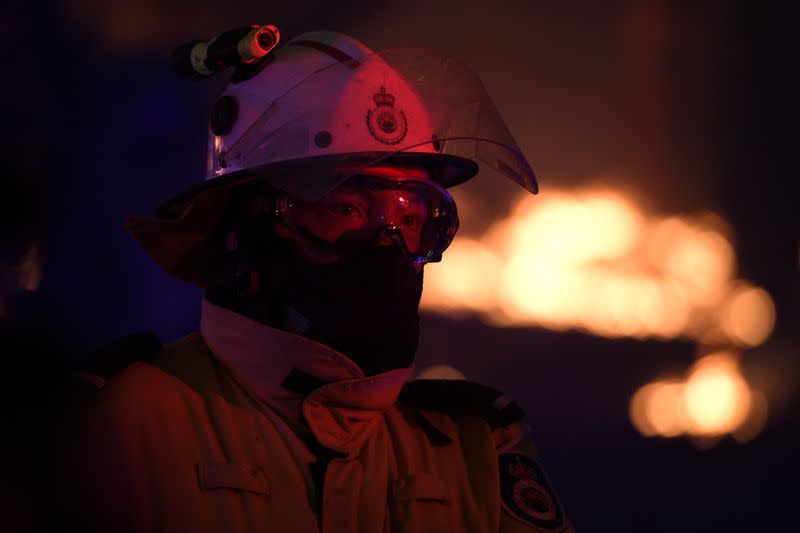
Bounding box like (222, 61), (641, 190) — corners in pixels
(494, 423), (575, 533)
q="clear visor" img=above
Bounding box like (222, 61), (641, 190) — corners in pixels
(219, 47), (538, 202)
(280, 174), (458, 265)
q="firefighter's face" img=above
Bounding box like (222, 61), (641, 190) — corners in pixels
(273, 165), (455, 273)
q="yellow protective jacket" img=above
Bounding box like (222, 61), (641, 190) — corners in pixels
(72, 300), (571, 533)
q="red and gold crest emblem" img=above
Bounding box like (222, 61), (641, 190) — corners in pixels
(499, 452), (565, 530)
(366, 87), (408, 145)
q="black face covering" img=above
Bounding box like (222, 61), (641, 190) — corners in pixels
(278, 244), (423, 376)
(207, 210), (424, 376)
(206, 186), (424, 375)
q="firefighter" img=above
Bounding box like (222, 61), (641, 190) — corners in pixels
(73, 28), (572, 533)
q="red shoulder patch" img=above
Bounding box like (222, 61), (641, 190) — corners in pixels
(499, 452), (565, 530)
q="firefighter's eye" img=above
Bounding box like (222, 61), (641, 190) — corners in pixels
(328, 202), (364, 219)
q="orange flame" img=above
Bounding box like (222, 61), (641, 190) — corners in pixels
(629, 352), (767, 441)
(422, 187), (775, 346)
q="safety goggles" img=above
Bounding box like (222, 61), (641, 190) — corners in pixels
(276, 174), (459, 265)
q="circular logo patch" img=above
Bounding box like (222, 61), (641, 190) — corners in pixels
(366, 86), (408, 145)
(499, 452), (564, 530)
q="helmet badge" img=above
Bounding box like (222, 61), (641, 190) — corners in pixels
(366, 87), (408, 145)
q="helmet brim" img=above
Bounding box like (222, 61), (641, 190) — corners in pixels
(155, 152), (479, 220)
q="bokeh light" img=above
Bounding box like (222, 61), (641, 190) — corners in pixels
(423, 238), (502, 314)
(684, 353), (751, 436)
(719, 284), (777, 347)
(733, 389), (769, 443)
(422, 186), (774, 347)
(630, 380), (686, 437)
(629, 383), (658, 437)
(629, 352), (767, 441)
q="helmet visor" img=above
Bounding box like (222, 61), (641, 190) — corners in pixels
(281, 174), (459, 265)
(214, 47), (537, 202)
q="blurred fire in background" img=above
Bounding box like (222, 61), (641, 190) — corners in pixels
(421, 185), (777, 443)
(629, 352), (768, 441)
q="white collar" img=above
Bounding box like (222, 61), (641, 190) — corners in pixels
(200, 297), (413, 455)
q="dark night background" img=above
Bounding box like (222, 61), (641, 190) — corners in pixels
(1, 1), (797, 532)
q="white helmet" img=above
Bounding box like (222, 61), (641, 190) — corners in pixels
(156, 31), (537, 219)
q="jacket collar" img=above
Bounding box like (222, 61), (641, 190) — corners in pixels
(200, 297), (414, 456)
